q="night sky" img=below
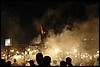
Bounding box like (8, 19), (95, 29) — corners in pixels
(1, 1), (99, 44)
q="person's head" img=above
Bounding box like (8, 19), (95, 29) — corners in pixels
(14, 59), (16, 62)
(1, 59), (6, 66)
(29, 60), (34, 63)
(29, 60), (35, 66)
(42, 56), (51, 66)
(66, 57), (72, 64)
(6, 61), (11, 66)
(36, 53), (43, 64)
(60, 61), (66, 66)
(1, 59), (5, 63)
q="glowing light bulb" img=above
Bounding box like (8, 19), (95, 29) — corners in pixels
(34, 50), (36, 52)
(67, 52), (69, 54)
(3, 54), (6, 56)
(85, 53), (87, 54)
(45, 47), (47, 48)
(97, 51), (99, 53)
(10, 49), (14, 52)
(25, 52), (27, 54)
(22, 52), (24, 55)
(81, 57), (83, 59)
(28, 48), (30, 51)
(60, 50), (62, 52)
(74, 49), (77, 52)
(90, 56), (92, 60)
(16, 51), (19, 54)
(75, 55), (77, 57)
(84, 38), (87, 41)
(78, 54), (80, 55)
(83, 55), (85, 57)
(86, 56), (88, 58)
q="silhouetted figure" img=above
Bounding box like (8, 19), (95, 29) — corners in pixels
(1, 59), (6, 67)
(42, 56), (51, 66)
(36, 53), (43, 66)
(6, 61), (11, 66)
(60, 61), (66, 67)
(66, 57), (73, 66)
(29, 60), (36, 67)
(12, 59), (19, 66)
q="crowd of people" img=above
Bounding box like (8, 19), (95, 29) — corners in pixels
(1, 53), (99, 66)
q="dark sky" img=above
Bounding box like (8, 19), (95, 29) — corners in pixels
(1, 1), (61, 17)
(1, 1), (64, 43)
(1, 1), (99, 44)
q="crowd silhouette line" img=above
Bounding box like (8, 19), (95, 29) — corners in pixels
(1, 52), (99, 66)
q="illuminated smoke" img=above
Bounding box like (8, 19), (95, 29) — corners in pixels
(30, 17), (99, 65)
(30, 2), (99, 65)
(1, 1), (99, 66)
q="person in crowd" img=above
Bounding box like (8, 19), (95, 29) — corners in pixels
(66, 57), (73, 66)
(29, 60), (36, 67)
(36, 53), (43, 66)
(41, 56), (51, 66)
(12, 59), (19, 66)
(60, 60), (66, 67)
(6, 61), (11, 66)
(1, 59), (6, 67)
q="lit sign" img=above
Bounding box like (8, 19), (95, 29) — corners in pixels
(5, 39), (12, 46)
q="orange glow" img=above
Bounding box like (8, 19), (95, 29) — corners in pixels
(40, 25), (43, 34)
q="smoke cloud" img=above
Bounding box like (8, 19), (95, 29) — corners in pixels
(30, 2), (99, 63)
(1, 1), (99, 65)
